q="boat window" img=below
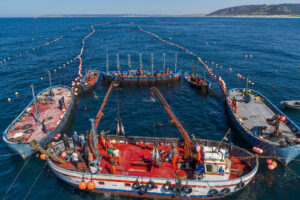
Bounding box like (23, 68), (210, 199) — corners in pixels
(205, 164), (218, 173)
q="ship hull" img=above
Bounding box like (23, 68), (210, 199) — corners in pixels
(225, 88), (300, 165)
(3, 86), (75, 159)
(48, 158), (257, 199)
(101, 70), (181, 85)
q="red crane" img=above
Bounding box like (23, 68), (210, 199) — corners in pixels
(89, 82), (118, 159)
(150, 87), (192, 159)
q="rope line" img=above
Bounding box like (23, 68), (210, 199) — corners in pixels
(23, 163), (47, 200)
(2, 156), (31, 199)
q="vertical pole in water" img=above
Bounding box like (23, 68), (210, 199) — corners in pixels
(151, 53), (154, 76)
(174, 52), (177, 73)
(163, 53), (166, 73)
(106, 49), (109, 75)
(89, 118), (99, 162)
(31, 85), (40, 125)
(139, 53), (143, 75)
(117, 54), (120, 75)
(128, 54), (131, 75)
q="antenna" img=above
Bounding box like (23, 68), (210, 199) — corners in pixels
(151, 53), (154, 76)
(117, 54), (120, 74)
(174, 52), (177, 73)
(163, 53), (166, 73)
(128, 54), (131, 75)
(31, 85), (40, 125)
(246, 74), (249, 90)
(106, 49), (109, 75)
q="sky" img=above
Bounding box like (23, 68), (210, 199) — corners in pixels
(0, 0), (300, 17)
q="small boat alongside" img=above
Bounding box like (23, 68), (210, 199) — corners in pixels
(226, 88), (300, 165)
(80, 70), (100, 92)
(281, 100), (300, 110)
(184, 72), (211, 91)
(3, 84), (75, 159)
(43, 85), (258, 199)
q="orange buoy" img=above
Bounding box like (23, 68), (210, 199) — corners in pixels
(268, 164), (275, 170)
(40, 154), (46, 160)
(280, 116), (287, 123)
(87, 181), (96, 190)
(272, 161), (278, 168)
(36, 153), (40, 158)
(79, 181), (87, 190)
(266, 159), (272, 164)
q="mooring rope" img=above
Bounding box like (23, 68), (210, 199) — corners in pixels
(2, 156), (32, 199)
(23, 163), (47, 200)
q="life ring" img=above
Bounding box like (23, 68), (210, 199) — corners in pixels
(162, 181), (172, 192)
(139, 185), (147, 195)
(236, 181), (245, 189)
(132, 182), (140, 190)
(208, 189), (218, 196)
(146, 180), (155, 190)
(183, 185), (192, 194)
(172, 185), (181, 195)
(221, 188), (230, 194)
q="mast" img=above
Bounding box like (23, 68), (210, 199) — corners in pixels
(128, 54), (131, 75)
(48, 71), (53, 96)
(106, 49), (109, 75)
(246, 74), (249, 90)
(150, 87), (192, 159)
(31, 85), (40, 125)
(151, 53), (154, 76)
(163, 53), (166, 73)
(174, 52), (177, 73)
(139, 53), (143, 75)
(117, 54), (120, 75)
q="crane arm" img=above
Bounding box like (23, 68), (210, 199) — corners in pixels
(150, 87), (192, 159)
(89, 82), (117, 160)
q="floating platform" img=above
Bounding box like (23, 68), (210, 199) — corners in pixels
(184, 72), (211, 92)
(101, 70), (181, 85)
(3, 86), (75, 159)
(47, 135), (258, 199)
(226, 88), (300, 165)
(80, 70), (100, 93)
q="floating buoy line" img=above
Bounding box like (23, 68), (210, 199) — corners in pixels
(0, 35), (64, 66)
(133, 22), (259, 95)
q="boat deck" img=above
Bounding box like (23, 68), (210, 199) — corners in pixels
(53, 140), (251, 180)
(229, 90), (296, 145)
(6, 87), (72, 143)
(82, 71), (99, 86)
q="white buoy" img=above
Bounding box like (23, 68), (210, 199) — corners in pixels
(7, 98), (11, 102)
(41, 77), (44, 80)
(54, 69), (57, 73)
(15, 92), (19, 97)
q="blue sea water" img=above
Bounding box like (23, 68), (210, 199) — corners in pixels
(0, 17), (299, 200)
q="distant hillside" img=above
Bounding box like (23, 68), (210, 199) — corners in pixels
(208, 4), (300, 16)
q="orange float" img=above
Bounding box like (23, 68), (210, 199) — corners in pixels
(79, 181), (87, 190)
(87, 181), (96, 190)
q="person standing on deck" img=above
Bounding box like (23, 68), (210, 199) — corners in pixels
(107, 146), (114, 161)
(172, 145), (178, 168)
(110, 159), (116, 175)
(62, 134), (70, 149)
(113, 147), (121, 166)
(79, 134), (85, 149)
(105, 138), (111, 151)
(99, 130), (109, 148)
(71, 150), (79, 169)
(73, 131), (79, 147)
(232, 97), (237, 113)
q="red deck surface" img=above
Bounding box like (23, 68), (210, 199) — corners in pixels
(55, 141), (251, 180)
(7, 87), (72, 143)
